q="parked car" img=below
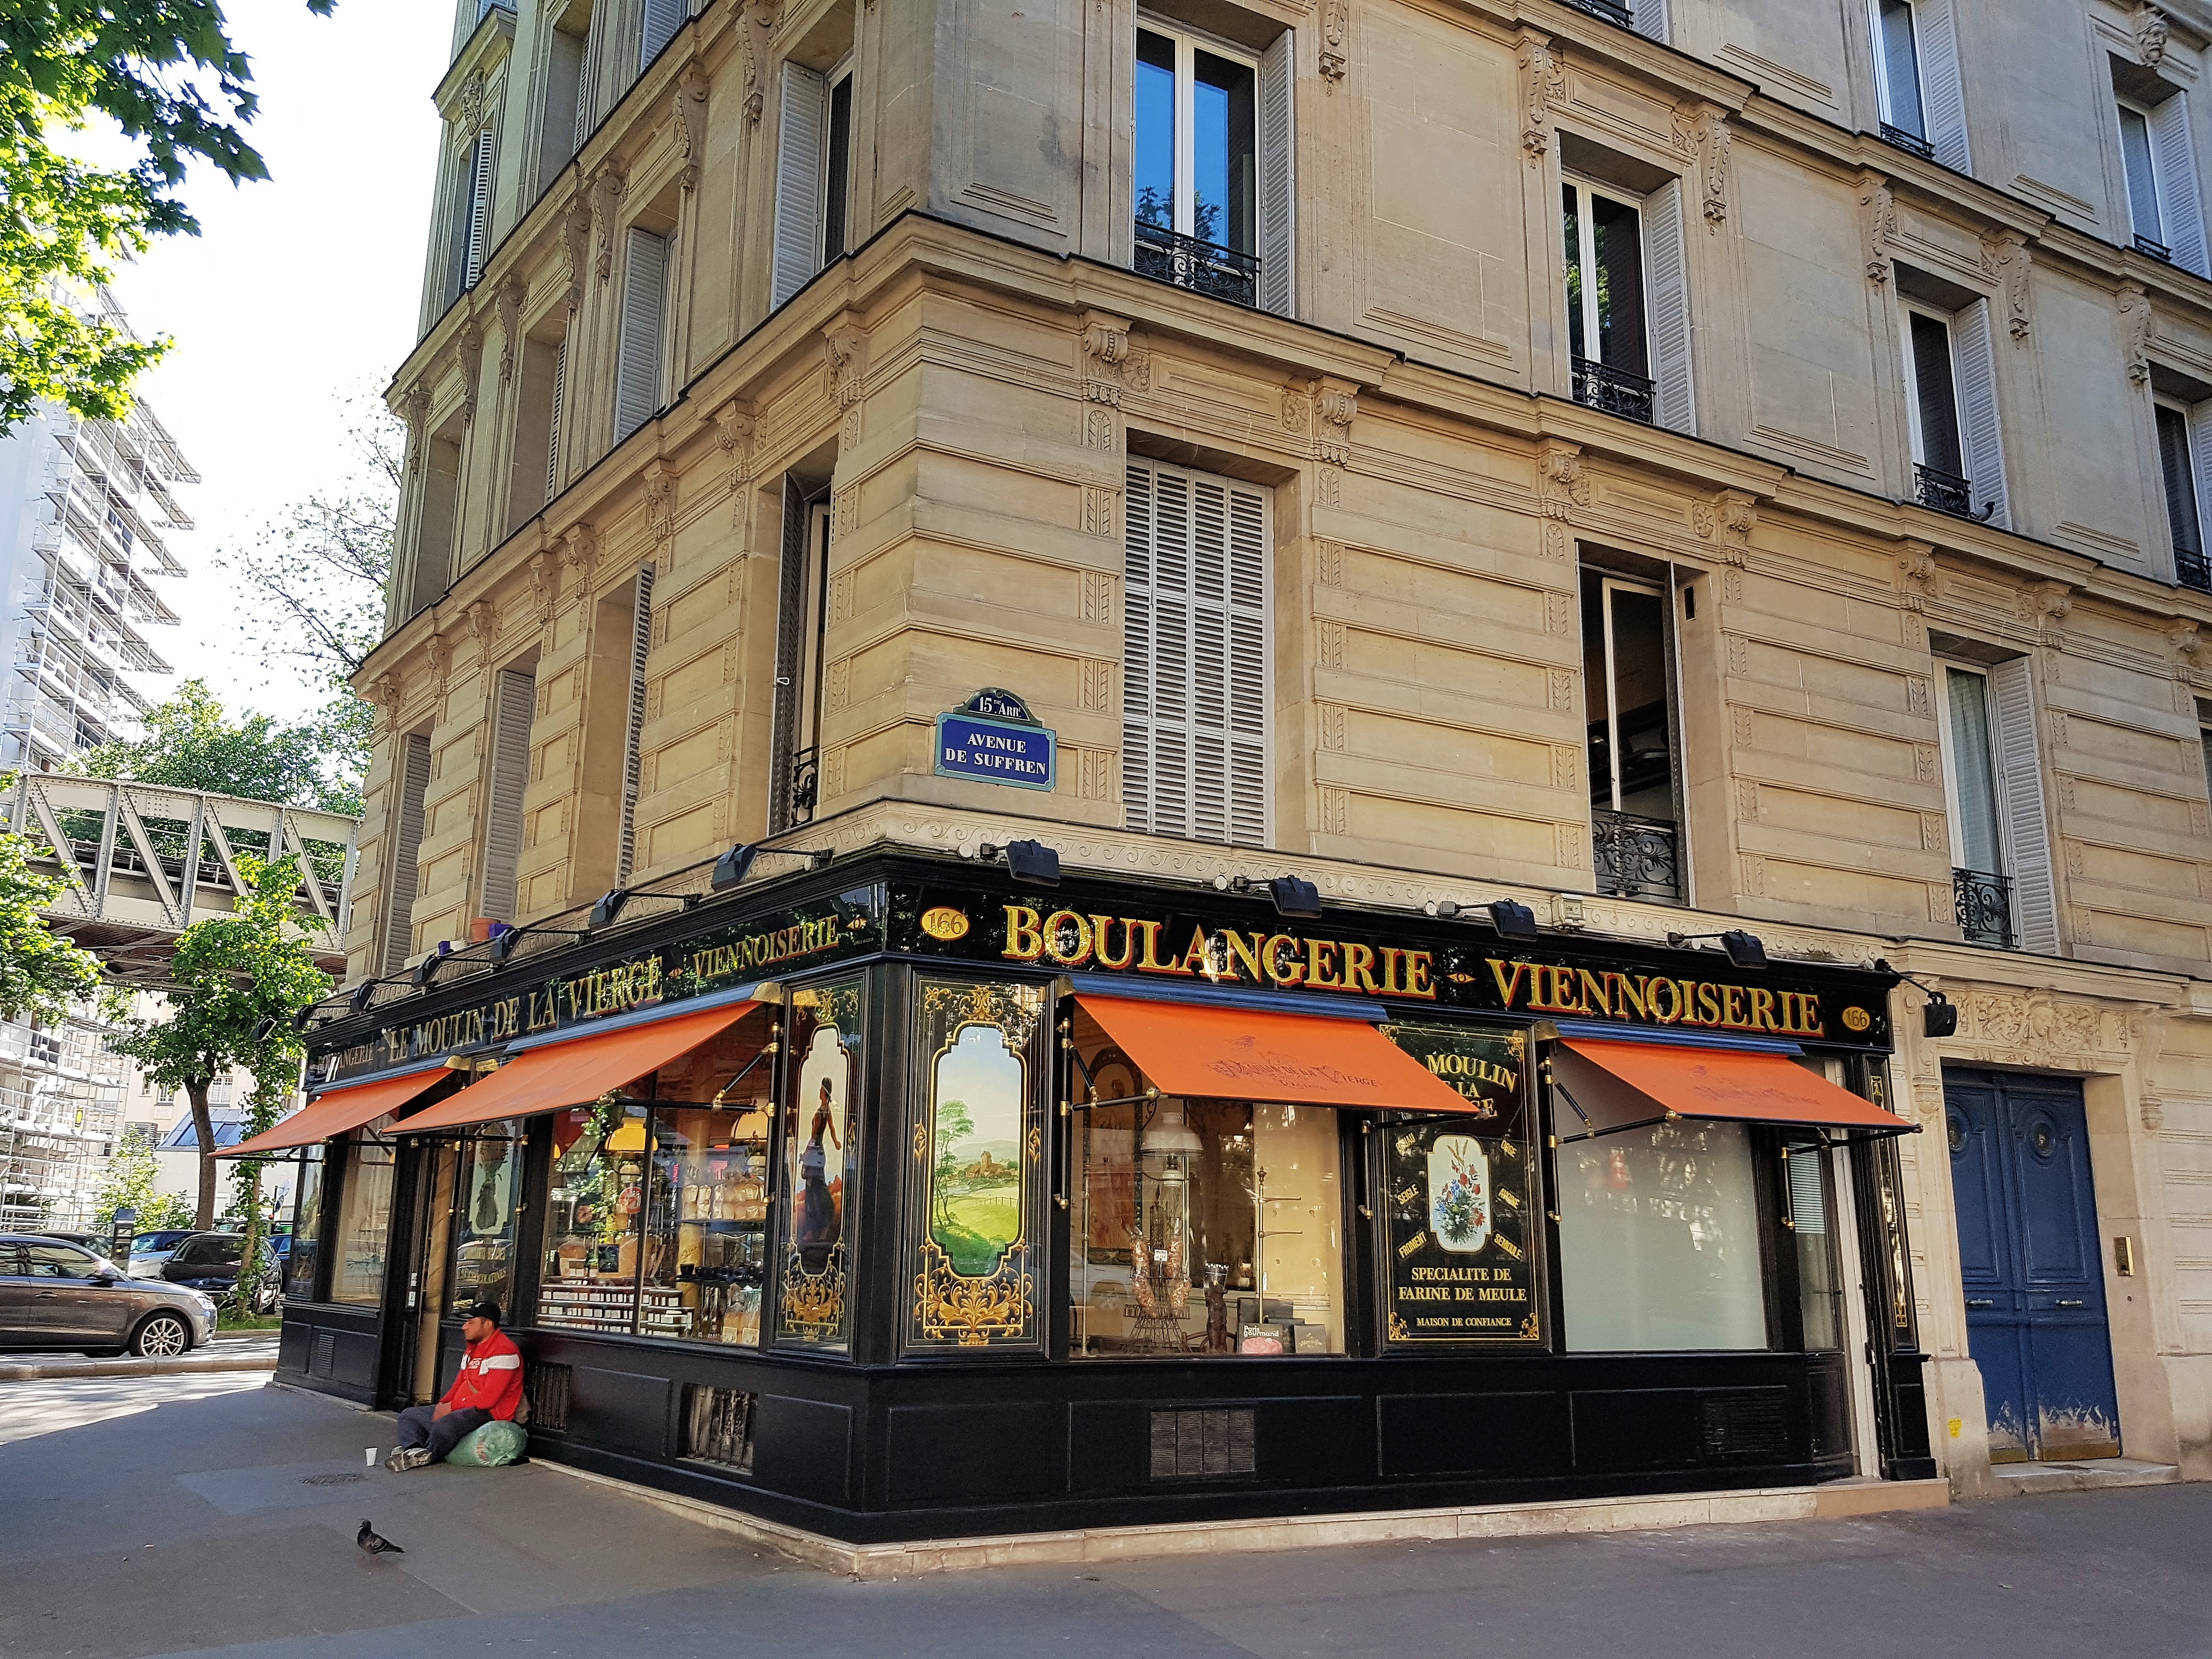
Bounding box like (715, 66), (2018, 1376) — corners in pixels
(0, 1234), (215, 1356)
(126, 1229), (202, 1279)
(160, 1232), (281, 1315)
(33, 1231), (113, 1259)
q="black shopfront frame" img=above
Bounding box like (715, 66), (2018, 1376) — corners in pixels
(276, 851), (1934, 1542)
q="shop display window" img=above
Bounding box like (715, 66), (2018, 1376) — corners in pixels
(643, 1105), (772, 1343)
(906, 977), (1047, 1351)
(1069, 1051), (1344, 1358)
(285, 1147), (323, 1302)
(537, 1101), (650, 1334)
(329, 1136), (394, 1306)
(775, 978), (864, 1349)
(447, 1122), (522, 1318)
(1556, 1119), (1769, 1351)
(1785, 1139), (1844, 1351)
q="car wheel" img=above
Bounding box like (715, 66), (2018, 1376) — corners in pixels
(131, 1313), (191, 1358)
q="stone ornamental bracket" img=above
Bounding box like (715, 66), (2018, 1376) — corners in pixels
(2135, 3), (2170, 67)
(592, 163), (629, 281)
(1517, 35), (1564, 162)
(1694, 489), (1757, 562)
(674, 60), (709, 192)
(1316, 381), (1358, 466)
(1320, 0), (1348, 91)
(1671, 102), (1730, 231)
(495, 279), (526, 381)
(1081, 313), (1131, 405)
(562, 194), (592, 313)
(2121, 283), (2153, 385)
(1859, 173), (1897, 284)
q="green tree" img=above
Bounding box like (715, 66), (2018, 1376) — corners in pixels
(0, 814), (104, 1023)
(931, 1099), (973, 1228)
(106, 854), (330, 1232)
(0, 1), (337, 431)
(91, 1126), (193, 1235)
(72, 677), (360, 815)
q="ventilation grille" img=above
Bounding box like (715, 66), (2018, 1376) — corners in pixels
(1699, 1390), (1790, 1462)
(682, 1385), (757, 1472)
(526, 1362), (573, 1433)
(1149, 1408), (1256, 1481)
(311, 1331), (336, 1377)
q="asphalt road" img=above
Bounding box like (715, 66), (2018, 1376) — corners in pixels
(1, 1370), (2207, 1659)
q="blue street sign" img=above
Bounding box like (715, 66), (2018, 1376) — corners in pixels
(935, 709), (1056, 791)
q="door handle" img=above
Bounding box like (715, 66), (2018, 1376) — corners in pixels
(2055, 1299), (2086, 1308)
(1966, 1297), (1995, 1308)
(36, 1289), (57, 1299)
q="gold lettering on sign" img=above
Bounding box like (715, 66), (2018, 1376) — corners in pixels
(1000, 905), (1436, 1000)
(1485, 956), (1829, 1035)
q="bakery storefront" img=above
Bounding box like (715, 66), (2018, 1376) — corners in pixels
(265, 853), (1934, 1542)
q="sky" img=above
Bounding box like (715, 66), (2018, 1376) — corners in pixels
(99, 0), (452, 716)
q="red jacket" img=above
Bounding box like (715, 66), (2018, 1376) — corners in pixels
(442, 1328), (523, 1420)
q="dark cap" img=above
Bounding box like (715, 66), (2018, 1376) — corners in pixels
(466, 1300), (501, 1325)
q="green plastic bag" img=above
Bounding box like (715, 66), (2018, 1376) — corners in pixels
(449, 1419), (527, 1466)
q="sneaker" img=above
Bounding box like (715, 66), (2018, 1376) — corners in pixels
(399, 1447), (435, 1471)
(384, 1448), (409, 1473)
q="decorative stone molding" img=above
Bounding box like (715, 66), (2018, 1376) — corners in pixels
(1536, 439), (1589, 518)
(458, 72), (487, 133)
(1080, 312), (1130, 405)
(2141, 1094), (2166, 1131)
(392, 386), (428, 475)
(674, 60), (709, 192)
(561, 195), (592, 313)
(1898, 540), (1937, 610)
(826, 317), (868, 447)
(1991, 233), (2032, 341)
(591, 163), (628, 281)
(1694, 489), (1757, 562)
(643, 460), (675, 545)
(2134, 3), (2170, 67)
(559, 521), (597, 610)
(714, 398), (755, 512)
(494, 278), (526, 381)
(2120, 283), (2153, 385)
(457, 319), (484, 425)
(2021, 579), (2074, 643)
(1316, 382), (1358, 466)
(1859, 173), (1897, 284)
(1680, 104), (1730, 231)
(528, 548), (555, 623)
(425, 634), (452, 705)
(740, 0), (776, 125)
(1517, 36), (1564, 162)
(1320, 0), (1348, 90)
(2171, 616), (2202, 676)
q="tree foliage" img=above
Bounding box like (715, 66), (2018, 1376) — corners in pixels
(92, 1126), (194, 1234)
(0, 813), (104, 1024)
(0, 1), (336, 430)
(106, 854), (330, 1228)
(73, 676), (363, 816)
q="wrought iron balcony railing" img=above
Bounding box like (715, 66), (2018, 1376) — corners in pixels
(1913, 462), (1989, 521)
(1954, 866), (2015, 948)
(1592, 809), (1684, 905)
(1571, 356), (1656, 425)
(786, 744), (819, 829)
(1133, 221), (1260, 308)
(2177, 546), (2212, 594)
(1560, 0), (1633, 25)
(2134, 233), (2173, 262)
(1881, 124), (1934, 161)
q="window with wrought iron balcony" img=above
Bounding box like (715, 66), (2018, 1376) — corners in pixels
(1900, 296), (2002, 524)
(2153, 399), (2212, 594)
(1931, 659), (2058, 953)
(1584, 569), (1684, 906)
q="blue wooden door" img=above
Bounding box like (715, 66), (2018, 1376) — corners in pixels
(1945, 1070), (2119, 1462)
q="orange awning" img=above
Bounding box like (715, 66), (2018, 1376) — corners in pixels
(1075, 994), (1478, 1114)
(222, 1066), (449, 1157)
(1555, 1037), (1915, 1137)
(393, 1001), (764, 1135)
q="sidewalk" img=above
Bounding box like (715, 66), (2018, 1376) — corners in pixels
(0, 1329), (278, 1382)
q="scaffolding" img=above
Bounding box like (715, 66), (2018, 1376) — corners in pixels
(0, 1009), (125, 1231)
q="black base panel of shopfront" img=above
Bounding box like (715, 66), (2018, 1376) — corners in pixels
(446, 1334), (1861, 1544)
(274, 1305), (383, 1406)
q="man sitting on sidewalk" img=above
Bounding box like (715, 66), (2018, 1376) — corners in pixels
(387, 1301), (523, 1471)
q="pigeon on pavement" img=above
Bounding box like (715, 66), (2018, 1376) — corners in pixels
(357, 1520), (404, 1556)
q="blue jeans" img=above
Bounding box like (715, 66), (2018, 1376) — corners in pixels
(395, 1403), (490, 1462)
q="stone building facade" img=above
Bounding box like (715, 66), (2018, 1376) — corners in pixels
(359, 0), (2212, 1494)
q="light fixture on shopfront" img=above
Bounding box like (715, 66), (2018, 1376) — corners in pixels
(412, 941), (452, 987)
(710, 843), (759, 890)
(349, 979), (381, 1014)
(1424, 896), (1541, 940)
(1875, 959), (1958, 1037)
(1216, 872), (1323, 918)
(968, 838), (1062, 885)
(1664, 928), (1770, 969)
(588, 888), (631, 929)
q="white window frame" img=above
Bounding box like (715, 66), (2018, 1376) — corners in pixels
(1587, 572), (1668, 817)
(1135, 19), (1260, 248)
(1869, 0), (1925, 138)
(2119, 95), (2168, 247)
(1931, 660), (1995, 873)
(2154, 394), (2209, 560)
(1898, 298), (1960, 470)
(821, 57), (854, 264)
(1561, 176), (1646, 375)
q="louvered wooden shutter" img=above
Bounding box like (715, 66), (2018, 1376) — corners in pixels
(1632, 0), (1668, 41)
(1257, 32), (1294, 318)
(1121, 460), (1271, 846)
(481, 669), (536, 923)
(1952, 298), (2007, 527)
(382, 733), (432, 974)
(616, 568), (655, 881)
(2188, 402), (2212, 562)
(614, 229), (669, 442)
(1644, 178), (1694, 433)
(2152, 93), (2208, 276)
(640, 0), (684, 67)
(575, 21), (597, 148)
(464, 126), (496, 290)
(545, 337), (566, 502)
(1988, 657), (2057, 954)
(771, 63), (827, 307)
(1784, 1145), (1826, 1233)
(1916, 0), (1970, 174)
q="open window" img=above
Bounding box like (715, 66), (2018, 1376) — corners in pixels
(1898, 279), (2006, 526)
(1931, 651), (2056, 952)
(770, 55), (854, 307)
(613, 228), (670, 443)
(2155, 397), (2212, 591)
(2113, 57), (2208, 274)
(1582, 567), (1684, 905)
(1132, 19), (1293, 314)
(1869, 0), (1968, 171)
(1559, 143), (1692, 432)
(768, 479), (833, 834)
(539, 0), (595, 189)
